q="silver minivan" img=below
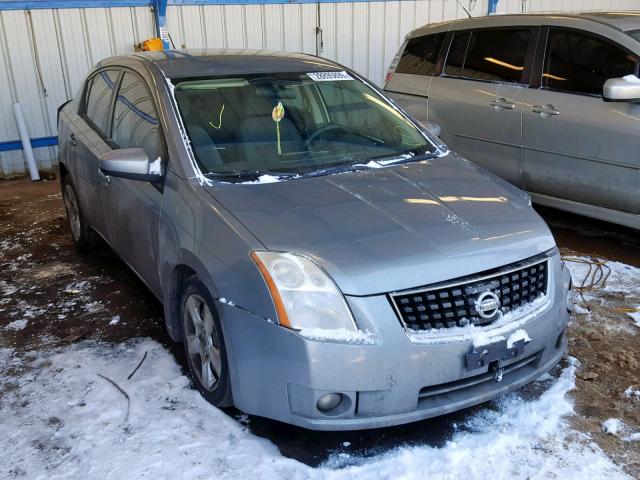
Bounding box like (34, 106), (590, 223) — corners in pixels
(384, 12), (640, 229)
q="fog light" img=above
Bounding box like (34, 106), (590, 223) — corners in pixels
(317, 393), (342, 412)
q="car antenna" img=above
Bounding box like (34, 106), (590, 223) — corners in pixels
(455, 0), (472, 18)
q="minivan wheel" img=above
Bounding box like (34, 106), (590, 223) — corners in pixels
(181, 277), (233, 407)
(61, 177), (97, 252)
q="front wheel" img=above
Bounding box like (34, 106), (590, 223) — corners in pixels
(181, 277), (233, 407)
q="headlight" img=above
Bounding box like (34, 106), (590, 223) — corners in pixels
(251, 251), (357, 332)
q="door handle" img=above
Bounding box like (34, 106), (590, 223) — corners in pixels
(69, 133), (77, 147)
(531, 104), (559, 117)
(490, 98), (516, 110)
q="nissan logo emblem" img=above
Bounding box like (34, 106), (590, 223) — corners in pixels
(475, 291), (501, 319)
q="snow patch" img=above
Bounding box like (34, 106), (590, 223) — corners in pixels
(297, 327), (375, 344)
(626, 309), (640, 328)
(408, 295), (548, 346)
(148, 157), (162, 175)
(109, 315), (120, 326)
(622, 74), (640, 84)
(239, 174), (282, 184)
(602, 418), (623, 435)
(506, 329), (531, 349)
(5, 319), (28, 331)
(624, 386), (640, 399)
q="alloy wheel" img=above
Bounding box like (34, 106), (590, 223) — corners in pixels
(183, 294), (222, 391)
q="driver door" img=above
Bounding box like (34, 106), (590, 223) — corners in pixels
(102, 70), (166, 296)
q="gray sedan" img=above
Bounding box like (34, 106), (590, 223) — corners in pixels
(58, 50), (571, 430)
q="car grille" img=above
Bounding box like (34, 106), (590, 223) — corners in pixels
(389, 254), (550, 331)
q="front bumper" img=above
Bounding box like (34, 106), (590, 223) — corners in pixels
(220, 255), (569, 431)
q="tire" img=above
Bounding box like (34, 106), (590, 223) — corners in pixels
(180, 276), (233, 407)
(61, 176), (98, 253)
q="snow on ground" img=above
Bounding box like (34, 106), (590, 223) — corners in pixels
(627, 310), (640, 328)
(563, 257), (640, 300)
(0, 340), (629, 480)
(563, 256), (640, 333)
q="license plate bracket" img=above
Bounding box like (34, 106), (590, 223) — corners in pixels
(465, 338), (526, 371)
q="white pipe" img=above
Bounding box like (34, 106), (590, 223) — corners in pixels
(12, 102), (40, 181)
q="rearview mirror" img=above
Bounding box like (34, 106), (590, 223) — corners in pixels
(99, 148), (162, 182)
(603, 76), (640, 102)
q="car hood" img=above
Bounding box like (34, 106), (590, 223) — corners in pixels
(204, 153), (555, 296)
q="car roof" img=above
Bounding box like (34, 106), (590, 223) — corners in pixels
(101, 49), (346, 79)
(410, 11), (640, 38)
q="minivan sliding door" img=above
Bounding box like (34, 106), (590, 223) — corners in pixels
(428, 26), (539, 189)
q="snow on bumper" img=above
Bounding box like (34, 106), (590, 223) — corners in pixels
(219, 260), (569, 431)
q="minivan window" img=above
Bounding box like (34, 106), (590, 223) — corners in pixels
(112, 72), (163, 161)
(543, 29), (638, 96)
(173, 72), (434, 178)
(462, 28), (532, 83)
(444, 32), (470, 77)
(84, 70), (119, 136)
(395, 33), (446, 76)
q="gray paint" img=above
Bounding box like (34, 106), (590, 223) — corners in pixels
(59, 50), (569, 430)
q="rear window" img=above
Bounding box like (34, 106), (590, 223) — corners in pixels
(395, 33), (446, 76)
(462, 28), (532, 83)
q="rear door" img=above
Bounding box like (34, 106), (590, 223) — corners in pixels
(522, 26), (640, 214)
(428, 25), (539, 188)
(384, 31), (447, 125)
(103, 70), (166, 296)
(71, 69), (121, 237)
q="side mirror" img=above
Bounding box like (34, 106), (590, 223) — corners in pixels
(603, 76), (640, 102)
(99, 148), (162, 182)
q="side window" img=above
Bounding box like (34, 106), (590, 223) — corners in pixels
(462, 28), (532, 83)
(395, 33), (446, 76)
(112, 72), (163, 161)
(444, 32), (470, 78)
(84, 70), (119, 135)
(543, 29), (638, 96)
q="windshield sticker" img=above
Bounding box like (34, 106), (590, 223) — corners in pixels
(272, 102), (285, 155)
(307, 71), (354, 82)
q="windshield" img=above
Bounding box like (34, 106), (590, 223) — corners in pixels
(629, 29), (640, 43)
(172, 71), (435, 179)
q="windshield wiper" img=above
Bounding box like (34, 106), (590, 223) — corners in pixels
(299, 161), (376, 178)
(369, 148), (438, 166)
(206, 170), (299, 183)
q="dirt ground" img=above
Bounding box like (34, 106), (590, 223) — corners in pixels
(1, 177), (638, 475)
